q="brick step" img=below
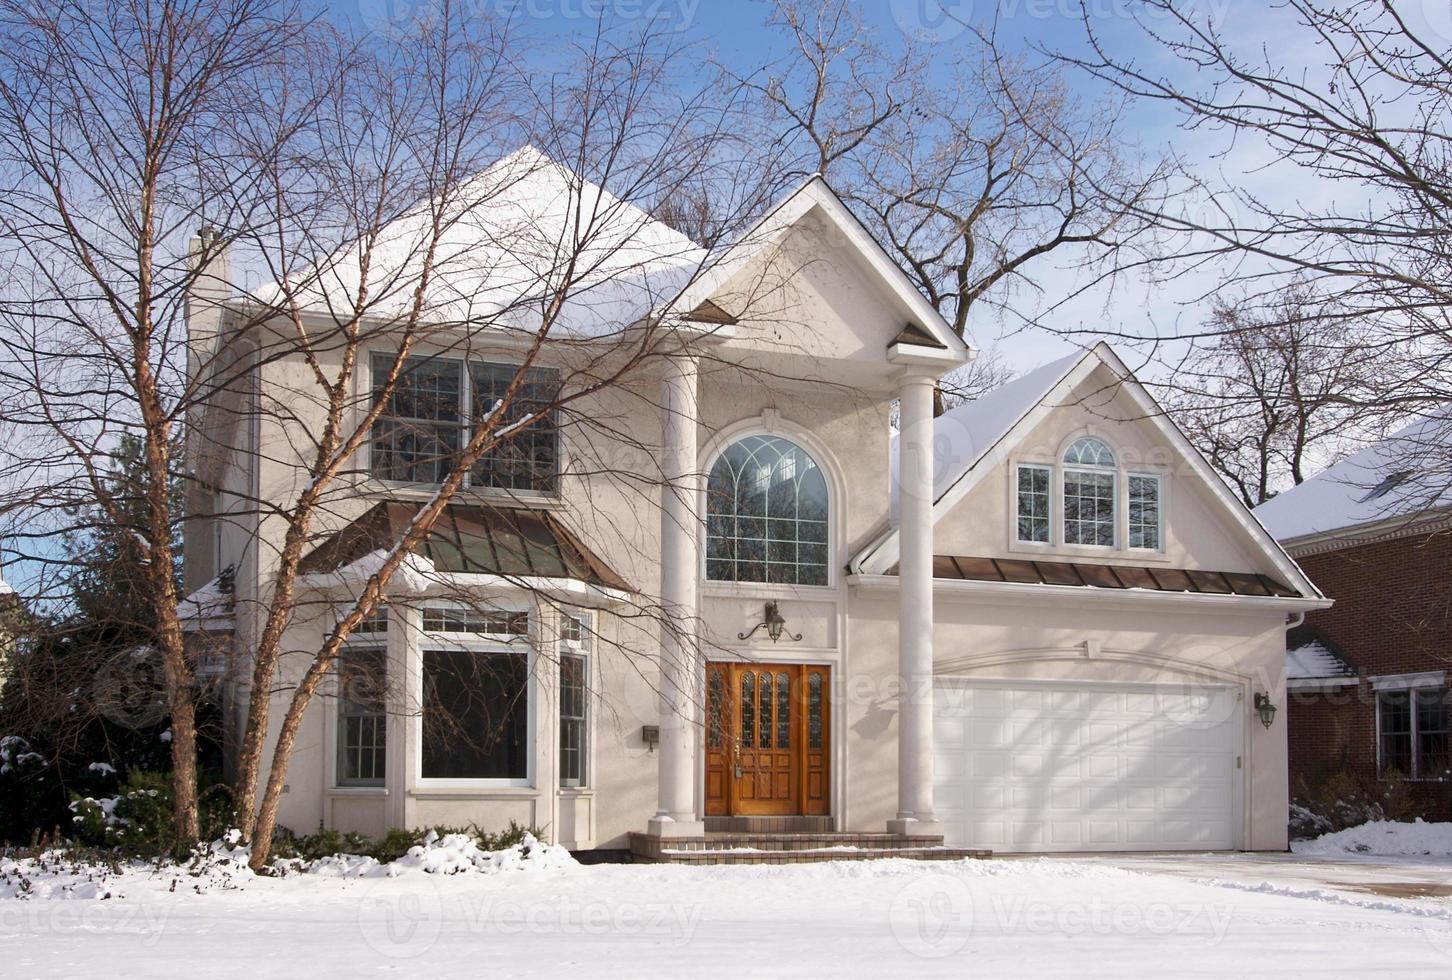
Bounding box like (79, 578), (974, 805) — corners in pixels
(705, 816), (834, 833)
(629, 831), (992, 863)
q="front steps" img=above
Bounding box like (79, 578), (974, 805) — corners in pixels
(629, 831), (991, 865)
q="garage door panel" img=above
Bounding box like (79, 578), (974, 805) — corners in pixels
(935, 680), (1241, 853)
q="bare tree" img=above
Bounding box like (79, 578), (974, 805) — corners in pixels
(732, 0), (1171, 385)
(0, 0), (316, 842)
(1163, 285), (1395, 506)
(1066, 0), (1452, 477)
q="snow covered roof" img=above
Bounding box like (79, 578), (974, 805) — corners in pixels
(178, 576), (234, 632)
(1285, 626), (1357, 680)
(251, 146), (707, 336)
(1253, 410), (1452, 543)
(888, 351), (1082, 507)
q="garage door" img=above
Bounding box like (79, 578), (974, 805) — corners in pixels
(933, 680), (1241, 852)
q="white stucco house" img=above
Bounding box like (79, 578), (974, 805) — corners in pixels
(183, 148), (1326, 857)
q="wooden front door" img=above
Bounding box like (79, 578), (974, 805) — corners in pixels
(705, 663), (830, 817)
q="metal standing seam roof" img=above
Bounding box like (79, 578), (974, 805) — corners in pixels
(298, 501), (631, 590)
(891, 554), (1304, 599)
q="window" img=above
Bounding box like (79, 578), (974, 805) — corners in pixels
(337, 616), (387, 787)
(1379, 688), (1449, 780)
(706, 435), (829, 585)
(421, 649), (529, 780)
(422, 606), (529, 636)
(1128, 474), (1162, 550)
(1062, 438), (1117, 547)
(559, 613), (589, 788)
(370, 354), (559, 492)
(1015, 465), (1051, 543)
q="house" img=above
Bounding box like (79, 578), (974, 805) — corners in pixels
(182, 147), (1324, 857)
(1254, 416), (1452, 819)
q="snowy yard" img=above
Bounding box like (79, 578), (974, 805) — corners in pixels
(4, 834), (1452, 978)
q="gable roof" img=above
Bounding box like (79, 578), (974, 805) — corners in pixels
(664, 176), (969, 360)
(1285, 625), (1358, 680)
(252, 145), (707, 337)
(1252, 409), (1452, 545)
(853, 342), (1323, 603)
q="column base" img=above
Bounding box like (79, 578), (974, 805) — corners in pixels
(646, 815), (706, 838)
(887, 816), (943, 838)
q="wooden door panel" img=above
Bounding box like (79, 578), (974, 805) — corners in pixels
(703, 663), (830, 818)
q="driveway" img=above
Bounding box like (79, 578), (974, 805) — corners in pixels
(1043, 850), (1452, 901)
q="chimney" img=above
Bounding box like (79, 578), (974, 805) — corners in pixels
(186, 224), (232, 386)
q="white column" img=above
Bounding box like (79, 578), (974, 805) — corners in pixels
(648, 353), (705, 838)
(889, 373), (942, 837)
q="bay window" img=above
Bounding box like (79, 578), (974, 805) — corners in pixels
(336, 607), (389, 787)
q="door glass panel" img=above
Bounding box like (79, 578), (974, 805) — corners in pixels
(707, 668), (725, 749)
(808, 672), (823, 749)
(758, 672), (773, 748)
(740, 671), (755, 748)
(776, 672), (790, 749)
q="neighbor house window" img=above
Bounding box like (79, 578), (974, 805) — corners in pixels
(558, 613), (589, 788)
(1062, 438), (1117, 547)
(706, 435), (829, 586)
(1128, 474), (1162, 550)
(419, 605), (531, 782)
(1015, 464), (1051, 543)
(1379, 688), (1449, 780)
(371, 353), (559, 492)
(336, 608), (389, 787)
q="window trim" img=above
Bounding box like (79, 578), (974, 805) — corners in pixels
(1014, 463), (1053, 546)
(1127, 472), (1164, 553)
(332, 609), (390, 790)
(1376, 685), (1449, 781)
(699, 429), (837, 591)
(413, 603), (535, 789)
(367, 350), (562, 497)
(1062, 465), (1118, 549)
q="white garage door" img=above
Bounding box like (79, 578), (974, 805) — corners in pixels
(934, 680), (1242, 852)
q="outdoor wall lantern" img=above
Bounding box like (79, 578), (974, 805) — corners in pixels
(737, 601), (802, 643)
(1253, 692), (1278, 729)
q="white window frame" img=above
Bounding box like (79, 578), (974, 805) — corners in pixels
(1127, 472), (1164, 552)
(1376, 684), (1449, 781)
(1014, 463), (1054, 546)
(413, 602), (535, 789)
(558, 611), (591, 789)
(330, 606), (392, 791)
(368, 351), (561, 497)
(1062, 465), (1118, 549)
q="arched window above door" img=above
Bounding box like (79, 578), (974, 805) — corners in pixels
(705, 435), (829, 586)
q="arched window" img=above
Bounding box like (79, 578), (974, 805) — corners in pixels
(706, 435), (829, 585)
(1062, 437), (1116, 546)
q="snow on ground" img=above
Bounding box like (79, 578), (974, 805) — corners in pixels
(4, 849), (1452, 978)
(1294, 819), (1452, 857)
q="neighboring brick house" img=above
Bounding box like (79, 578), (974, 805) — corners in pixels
(1255, 417), (1452, 819)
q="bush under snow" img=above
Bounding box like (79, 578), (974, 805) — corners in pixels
(1291, 818), (1452, 857)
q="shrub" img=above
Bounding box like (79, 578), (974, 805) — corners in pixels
(1290, 770), (1419, 839)
(273, 820), (544, 864)
(69, 770), (233, 859)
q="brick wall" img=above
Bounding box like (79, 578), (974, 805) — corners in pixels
(1290, 527), (1452, 820)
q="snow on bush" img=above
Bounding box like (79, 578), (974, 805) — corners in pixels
(282, 829), (575, 878)
(1292, 818), (1452, 857)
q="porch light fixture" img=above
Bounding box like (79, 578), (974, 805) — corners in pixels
(737, 601), (802, 644)
(1253, 692), (1278, 729)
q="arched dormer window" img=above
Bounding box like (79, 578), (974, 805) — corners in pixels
(1062, 437), (1117, 546)
(705, 435), (829, 586)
